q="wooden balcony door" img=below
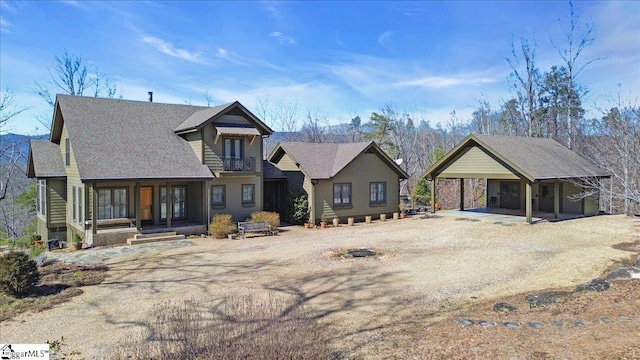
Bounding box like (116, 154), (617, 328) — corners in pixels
(140, 187), (153, 223)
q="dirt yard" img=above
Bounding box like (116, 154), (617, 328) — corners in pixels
(1, 214), (637, 359)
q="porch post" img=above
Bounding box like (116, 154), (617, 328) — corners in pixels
(92, 182), (98, 235)
(83, 183), (90, 230)
(525, 181), (532, 224)
(202, 181), (207, 225)
(459, 178), (464, 211)
(430, 178), (436, 213)
(166, 182), (172, 229)
(135, 182), (141, 230)
(554, 180), (560, 219)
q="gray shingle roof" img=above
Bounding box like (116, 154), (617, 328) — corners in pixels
(174, 101), (273, 135)
(269, 141), (408, 180)
(29, 140), (66, 178)
(173, 103), (232, 132)
(263, 160), (287, 179)
(425, 134), (609, 181)
(57, 95), (214, 181)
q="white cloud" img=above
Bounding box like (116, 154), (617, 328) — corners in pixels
(0, 16), (10, 33)
(216, 47), (285, 71)
(269, 31), (296, 44)
(141, 36), (207, 64)
(377, 30), (394, 51)
(261, 1), (283, 21)
(395, 75), (496, 89)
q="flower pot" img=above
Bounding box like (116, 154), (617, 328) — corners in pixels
(228, 234), (235, 240)
(304, 223), (311, 229)
(380, 213), (386, 221)
(400, 212), (407, 219)
(393, 212), (399, 220)
(347, 217), (354, 226)
(320, 221), (327, 229)
(73, 242), (82, 250)
(365, 216), (372, 224)
(332, 218), (340, 227)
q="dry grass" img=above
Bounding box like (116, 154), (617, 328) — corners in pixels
(0, 263), (108, 321)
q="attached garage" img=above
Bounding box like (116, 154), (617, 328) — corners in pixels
(422, 134), (611, 224)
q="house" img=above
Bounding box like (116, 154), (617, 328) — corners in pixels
(422, 134), (611, 223)
(268, 141), (409, 224)
(28, 95), (273, 246)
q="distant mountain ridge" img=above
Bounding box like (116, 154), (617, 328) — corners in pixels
(0, 133), (48, 163)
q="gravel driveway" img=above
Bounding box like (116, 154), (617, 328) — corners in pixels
(1, 214), (634, 359)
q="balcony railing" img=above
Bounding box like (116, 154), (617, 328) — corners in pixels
(219, 157), (255, 172)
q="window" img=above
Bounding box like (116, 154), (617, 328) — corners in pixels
(160, 186), (187, 220)
(333, 183), (352, 206)
(72, 187), (77, 222)
(211, 185), (226, 207)
(242, 184), (255, 205)
(97, 188), (128, 220)
(78, 189), (83, 223)
(65, 138), (70, 166)
(224, 138), (244, 171)
(370, 182), (386, 204)
(37, 180), (46, 216)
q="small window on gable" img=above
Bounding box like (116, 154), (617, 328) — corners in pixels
(65, 138), (70, 166)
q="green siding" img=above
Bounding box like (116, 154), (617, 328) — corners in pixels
(439, 146), (519, 179)
(184, 132), (203, 163)
(276, 154), (299, 171)
(208, 177), (262, 222)
(48, 179), (67, 226)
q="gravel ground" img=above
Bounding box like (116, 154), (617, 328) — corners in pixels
(0, 214), (634, 359)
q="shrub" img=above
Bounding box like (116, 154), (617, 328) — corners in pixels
(209, 214), (236, 239)
(283, 189), (309, 225)
(105, 293), (335, 360)
(248, 211), (280, 229)
(0, 251), (41, 297)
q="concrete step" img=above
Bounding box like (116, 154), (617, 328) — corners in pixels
(127, 234), (185, 245)
(133, 231), (177, 239)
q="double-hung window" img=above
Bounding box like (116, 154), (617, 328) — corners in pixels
(211, 185), (226, 208)
(242, 184), (255, 205)
(97, 188), (127, 220)
(65, 138), (70, 166)
(333, 183), (352, 207)
(37, 180), (46, 216)
(78, 188), (83, 223)
(72, 187), (77, 222)
(160, 186), (187, 220)
(370, 182), (386, 205)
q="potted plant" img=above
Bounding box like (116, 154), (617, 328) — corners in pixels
(332, 217), (340, 227)
(347, 217), (354, 226)
(320, 213), (328, 228)
(399, 202), (407, 218)
(380, 213), (387, 221)
(365, 215), (372, 224)
(72, 234), (83, 250)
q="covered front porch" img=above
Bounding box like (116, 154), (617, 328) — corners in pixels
(82, 179), (209, 247)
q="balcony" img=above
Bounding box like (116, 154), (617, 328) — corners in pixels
(211, 157), (256, 173)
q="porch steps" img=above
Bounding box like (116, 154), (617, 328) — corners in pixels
(127, 231), (186, 245)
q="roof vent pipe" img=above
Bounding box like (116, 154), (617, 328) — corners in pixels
(148, 91), (153, 102)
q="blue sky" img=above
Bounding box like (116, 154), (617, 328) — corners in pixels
(1, 0), (638, 135)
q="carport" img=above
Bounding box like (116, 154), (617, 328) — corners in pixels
(422, 134), (611, 224)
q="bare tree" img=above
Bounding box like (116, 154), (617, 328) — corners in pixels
(551, 1), (601, 149)
(255, 96), (300, 136)
(506, 37), (542, 137)
(34, 51), (119, 130)
(0, 89), (28, 203)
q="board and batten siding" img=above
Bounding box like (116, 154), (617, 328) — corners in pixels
(438, 146), (519, 180)
(312, 153), (400, 223)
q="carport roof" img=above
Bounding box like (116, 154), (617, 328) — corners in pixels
(422, 134), (611, 182)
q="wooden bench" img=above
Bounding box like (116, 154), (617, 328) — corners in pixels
(237, 221), (274, 239)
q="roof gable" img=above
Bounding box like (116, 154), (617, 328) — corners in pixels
(54, 95), (214, 180)
(28, 140), (66, 178)
(423, 134), (609, 181)
(268, 141), (408, 180)
(174, 101), (273, 135)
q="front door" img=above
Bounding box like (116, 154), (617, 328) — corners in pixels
(140, 187), (153, 223)
(500, 182), (521, 210)
(539, 184), (554, 212)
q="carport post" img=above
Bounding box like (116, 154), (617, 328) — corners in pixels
(459, 178), (464, 211)
(430, 178), (436, 213)
(554, 180), (560, 219)
(525, 181), (532, 224)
